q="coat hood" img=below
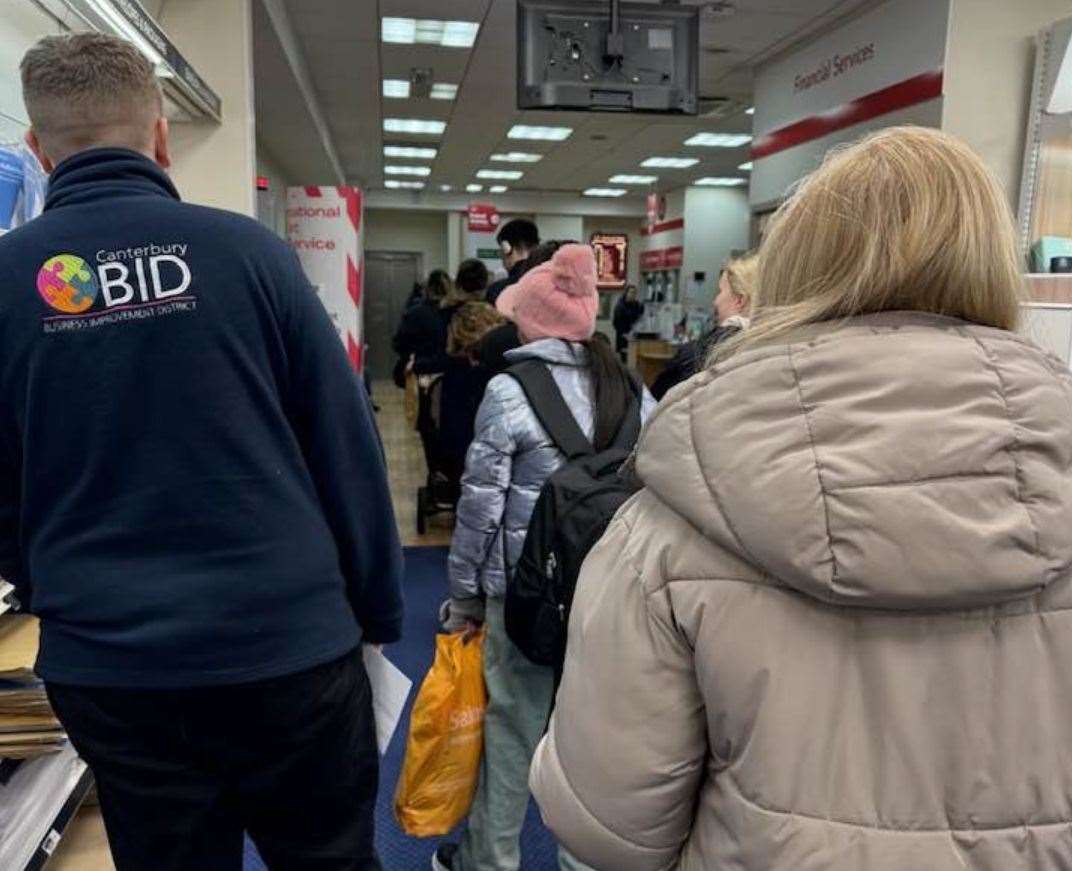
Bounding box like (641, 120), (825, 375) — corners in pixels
(637, 312), (1072, 610)
(504, 338), (588, 367)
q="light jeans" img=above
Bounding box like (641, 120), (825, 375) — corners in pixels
(458, 598), (591, 871)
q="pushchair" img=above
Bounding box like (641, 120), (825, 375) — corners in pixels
(414, 373), (462, 534)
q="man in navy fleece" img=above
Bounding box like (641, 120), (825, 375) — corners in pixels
(0, 33), (403, 870)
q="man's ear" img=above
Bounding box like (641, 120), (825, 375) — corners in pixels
(153, 117), (171, 170)
(24, 129), (54, 173)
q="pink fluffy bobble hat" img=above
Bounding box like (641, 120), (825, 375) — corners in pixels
(495, 243), (600, 342)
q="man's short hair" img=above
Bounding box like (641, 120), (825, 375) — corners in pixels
(21, 33), (163, 163)
(456, 258), (490, 294)
(496, 219), (540, 254)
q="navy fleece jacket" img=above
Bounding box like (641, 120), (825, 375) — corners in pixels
(0, 148), (404, 687)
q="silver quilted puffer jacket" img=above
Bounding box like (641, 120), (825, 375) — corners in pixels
(448, 338), (655, 601)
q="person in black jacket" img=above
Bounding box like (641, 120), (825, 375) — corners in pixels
(651, 254), (757, 400)
(392, 268), (454, 385)
(485, 218), (539, 305)
(5, 33), (403, 870)
(612, 284), (645, 360)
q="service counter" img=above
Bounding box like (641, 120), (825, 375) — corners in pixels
(628, 337), (676, 388)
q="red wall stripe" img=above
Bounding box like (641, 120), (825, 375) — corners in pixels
(640, 245), (684, 271)
(639, 217), (684, 237)
(752, 70), (944, 160)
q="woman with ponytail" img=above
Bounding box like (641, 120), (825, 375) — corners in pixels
(434, 244), (655, 871)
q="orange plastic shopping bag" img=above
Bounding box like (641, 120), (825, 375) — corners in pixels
(394, 629), (487, 837)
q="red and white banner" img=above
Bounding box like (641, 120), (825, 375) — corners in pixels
(467, 203), (501, 233)
(286, 185), (365, 372)
(750, 0), (949, 207)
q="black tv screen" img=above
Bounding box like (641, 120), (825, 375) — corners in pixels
(517, 0), (699, 114)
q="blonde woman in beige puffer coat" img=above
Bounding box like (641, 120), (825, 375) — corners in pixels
(530, 126), (1072, 871)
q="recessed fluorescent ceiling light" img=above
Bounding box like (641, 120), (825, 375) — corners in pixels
(508, 125), (573, 141)
(383, 118), (446, 135)
(385, 180), (425, 189)
(584, 188), (627, 197)
(684, 133), (753, 147)
(695, 177), (747, 186)
(381, 17), (480, 48)
(738, 161), (753, 171)
(476, 169), (523, 180)
(610, 174), (658, 184)
(489, 185), (508, 193)
(384, 145), (437, 159)
(641, 157), (699, 169)
(384, 165), (431, 177)
(491, 152), (543, 163)
(746, 106), (755, 115)
(384, 80), (457, 101)
(439, 184), (453, 192)
(466, 184), (483, 193)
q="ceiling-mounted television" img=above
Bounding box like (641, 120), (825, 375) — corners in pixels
(517, 0), (699, 114)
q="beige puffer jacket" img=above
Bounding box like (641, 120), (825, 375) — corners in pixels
(530, 312), (1072, 870)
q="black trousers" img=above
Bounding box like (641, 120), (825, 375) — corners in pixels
(46, 651), (381, 871)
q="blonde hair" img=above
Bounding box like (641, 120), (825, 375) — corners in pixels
(719, 126), (1024, 359)
(22, 33), (163, 163)
(722, 254), (758, 311)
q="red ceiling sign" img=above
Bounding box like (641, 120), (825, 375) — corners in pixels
(467, 202), (501, 233)
(645, 192), (667, 232)
(256, 175), (270, 191)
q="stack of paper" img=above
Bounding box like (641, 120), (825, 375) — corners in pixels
(0, 581), (14, 617)
(0, 743), (88, 870)
(0, 617), (64, 759)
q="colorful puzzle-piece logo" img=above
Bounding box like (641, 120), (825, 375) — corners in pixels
(36, 254), (99, 314)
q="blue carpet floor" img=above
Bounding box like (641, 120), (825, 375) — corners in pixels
(243, 546), (559, 870)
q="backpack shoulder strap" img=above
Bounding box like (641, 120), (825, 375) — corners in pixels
(506, 360), (593, 460)
(609, 372), (644, 452)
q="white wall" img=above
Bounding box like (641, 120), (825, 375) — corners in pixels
(683, 187), (753, 303)
(255, 144), (292, 237)
(942, 0), (1072, 205)
(0, 2), (66, 141)
(159, 0), (256, 214)
(365, 208), (450, 281)
(536, 214), (585, 242)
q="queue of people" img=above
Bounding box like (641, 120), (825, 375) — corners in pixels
(4, 27), (1072, 871)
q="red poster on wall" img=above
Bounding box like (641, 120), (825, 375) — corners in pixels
(467, 203), (501, 233)
(591, 233), (628, 290)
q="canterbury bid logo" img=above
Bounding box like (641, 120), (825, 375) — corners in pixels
(36, 254), (98, 314)
(37, 243), (198, 334)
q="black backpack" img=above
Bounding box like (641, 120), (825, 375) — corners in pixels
(503, 359), (642, 673)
